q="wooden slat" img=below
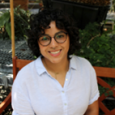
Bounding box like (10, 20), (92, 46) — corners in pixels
(93, 66), (115, 78)
(0, 93), (11, 114)
(99, 101), (114, 115)
(13, 0), (29, 10)
(12, 57), (17, 81)
(111, 109), (115, 115)
(97, 77), (111, 88)
(16, 59), (33, 69)
(94, 66), (115, 115)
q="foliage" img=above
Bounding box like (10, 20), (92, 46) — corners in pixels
(76, 22), (115, 68)
(98, 85), (114, 96)
(0, 6), (30, 40)
(0, 11), (10, 39)
(110, 0), (115, 11)
(75, 22), (115, 97)
(62, 0), (111, 6)
(98, 77), (115, 96)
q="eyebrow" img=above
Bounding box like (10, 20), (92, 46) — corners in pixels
(46, 25), (51, 29)
(43, 31), (66, 37)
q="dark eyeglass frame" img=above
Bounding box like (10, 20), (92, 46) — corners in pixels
(38, 31), (68, 46)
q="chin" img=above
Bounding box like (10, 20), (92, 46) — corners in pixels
(44, 55), (67, 64)
(50, 59), (61, 64)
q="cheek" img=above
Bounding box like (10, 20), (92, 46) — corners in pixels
(38, 43), (47, 55)
(38, 43), (43, 53)
(66, 38), (70, 51)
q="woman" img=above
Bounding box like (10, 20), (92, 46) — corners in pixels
(12, 8), (99, 115)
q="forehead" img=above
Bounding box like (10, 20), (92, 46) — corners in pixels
(44, 21), (65, 36)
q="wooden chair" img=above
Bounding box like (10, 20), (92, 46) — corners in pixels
(0, 56), (32, 114)
(12, 56), (32, 81)
(0, 57), (115, 114)
(93, 66), (115, 115)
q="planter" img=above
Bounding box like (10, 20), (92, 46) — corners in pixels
(42, 0), (110, 29)
(13, 0), (29, 10)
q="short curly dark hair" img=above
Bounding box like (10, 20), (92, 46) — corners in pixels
(28, 8), (81, 57)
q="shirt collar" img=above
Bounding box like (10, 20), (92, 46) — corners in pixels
(35, 55), (77, 76)
(69, 55), (77, 70)
(35, 56), (47, 76)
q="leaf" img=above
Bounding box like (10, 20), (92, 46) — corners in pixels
(14, 5), (21, 12)
(0, 11), (10, 27)
(14, 12), (28, 26)
(5, 23), (11, 39)
(108, 91), (113, 96)
(19, 8), (27, 14)
(104, 92), (108, 97)
(34, 56), (37, 59)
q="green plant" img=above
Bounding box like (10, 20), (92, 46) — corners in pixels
(0, 11), (10, 39)
(110, 0), (115, 11)
(75, 22), (115, 96)
(98, 77), (115, 96)
(0, 6), (30, 40)
(76, 22), (115, 68)
(99, 85), (114, 97)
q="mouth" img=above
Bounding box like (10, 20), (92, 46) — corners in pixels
(49, 49), (62, 57)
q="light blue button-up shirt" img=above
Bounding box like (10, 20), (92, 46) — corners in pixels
(12, 55), (99, 115)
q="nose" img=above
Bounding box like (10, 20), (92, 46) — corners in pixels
(50, 37), (58, 48)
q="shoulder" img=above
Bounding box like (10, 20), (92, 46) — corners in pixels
(70, 55), (96, 75)
(13, 56), (42, 86)
(70, 55), (92, 68)
(17, 59), (36, 79)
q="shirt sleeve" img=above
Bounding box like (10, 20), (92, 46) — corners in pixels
(12, 72), (35, 115)
(88, 65), (100, 105)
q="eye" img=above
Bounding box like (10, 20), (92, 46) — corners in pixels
(41, 36), (49, 41)
(56, 34), (64, 38)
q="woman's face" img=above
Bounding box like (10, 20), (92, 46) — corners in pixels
(38, 21), (70, 64)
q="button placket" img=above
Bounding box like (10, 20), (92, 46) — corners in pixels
(61, 89), (68, 115)
(64, 71), (70, 88)
(61, 70), (71, 115)
(62, 91), (64, 93)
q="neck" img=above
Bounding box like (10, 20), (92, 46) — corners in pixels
(42, 57), (69, 74)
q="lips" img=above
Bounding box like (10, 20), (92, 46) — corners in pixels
(49, 50), (62, 57)
(50, 50), (60, 54)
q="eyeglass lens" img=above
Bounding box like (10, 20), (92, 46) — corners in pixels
(39, 32), (67, 46)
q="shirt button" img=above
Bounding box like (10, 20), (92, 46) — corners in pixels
(66, 78), (68, 81)
(64, 103), (67, 105)
(62, 91), (64, 93)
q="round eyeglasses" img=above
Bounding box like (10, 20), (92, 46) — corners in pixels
(38, 31), (68, 46)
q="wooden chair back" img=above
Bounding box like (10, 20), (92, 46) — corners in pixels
(12, 57), (115, 115)
(0, 56), (32, 114)
(0, 57), (115, 114)
(94, 66), (115, 115)
(12, 56), (32, 81)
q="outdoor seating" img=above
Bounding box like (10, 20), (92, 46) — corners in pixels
(94, 66), (115, 115)
(0, 57), (115, 114)
(0, 0), (115, 114)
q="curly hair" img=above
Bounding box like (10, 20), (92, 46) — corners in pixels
(28, 8), (81, 57)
